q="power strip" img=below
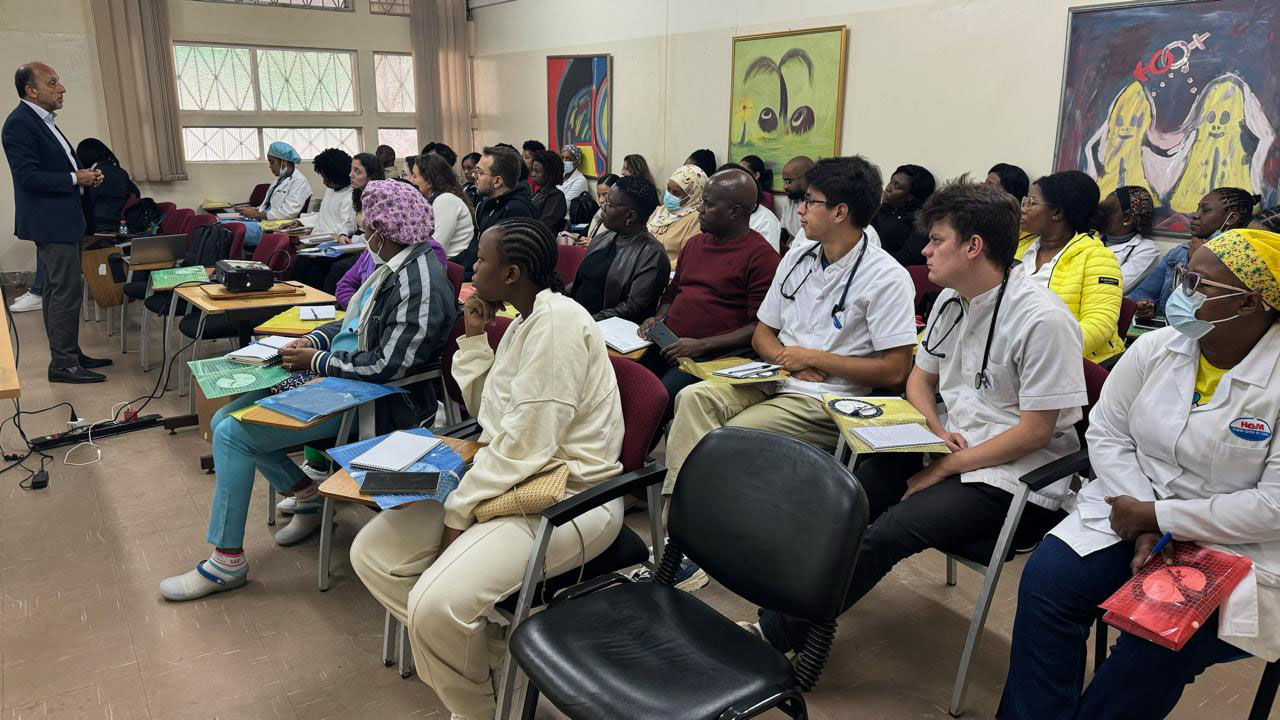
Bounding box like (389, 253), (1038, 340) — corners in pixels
(28, 414), (164, 452)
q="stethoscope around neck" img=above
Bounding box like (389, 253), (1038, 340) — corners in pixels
(779, 240), (868, 329)
(920, 269), (1010, 390)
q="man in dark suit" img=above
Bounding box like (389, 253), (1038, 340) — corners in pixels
(3, 63), (111, 383)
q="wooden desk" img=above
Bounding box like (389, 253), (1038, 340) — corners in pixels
(175, 282), (334, 315)
(319, 437), (482, 508)
(0, 302), (20, 399)
(608, 347), (647, 361)
(238, 403), (321, 430)
(124, 258), (177, 272)
(81, 238), (125, 309)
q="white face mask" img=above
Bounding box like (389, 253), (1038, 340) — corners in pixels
(368, 232), (387, 265)
(563, 160), (573, 175)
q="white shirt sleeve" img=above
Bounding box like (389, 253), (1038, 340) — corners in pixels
(1012, 307), (1087, 411)
(432, 193), (474, 257)
(312, 187), (355, 236)
(1118, 238), (1161, 293)
(866, 269), (919, 351)
(749, 206), (782, 253)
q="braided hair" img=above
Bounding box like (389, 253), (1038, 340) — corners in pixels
(1252, 207), (1280, 233)
(1212, 187), (1260, 228)
(492, 217), (565, 293)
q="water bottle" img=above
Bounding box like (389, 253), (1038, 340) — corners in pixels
(118, 218), (129, 242)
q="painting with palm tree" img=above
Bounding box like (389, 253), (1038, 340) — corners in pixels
(728, 26), (848, 192)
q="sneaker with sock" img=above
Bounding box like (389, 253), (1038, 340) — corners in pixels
(274, 492), (325, 546)
(159, 551), (248, 601)
(9, 292), (41, 313)
(628, 556), (710, 592)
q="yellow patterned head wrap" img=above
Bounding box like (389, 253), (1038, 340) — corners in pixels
(1205, 229), (1280, 309)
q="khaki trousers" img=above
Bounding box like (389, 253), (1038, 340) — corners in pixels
(350, 498), (623, 720)
(662, 383), (840, 493)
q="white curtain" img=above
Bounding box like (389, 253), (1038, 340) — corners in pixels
(411, 0), (475, 156)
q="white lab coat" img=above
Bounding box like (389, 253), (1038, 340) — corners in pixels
(1053, 324), (1280, 660)
(749, 204), (782, 254)
(258, 171), (313, 220)
(1104, 232), (1161, 293)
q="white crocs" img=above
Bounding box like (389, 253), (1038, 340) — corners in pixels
(276, 495), (298, 514)
(159, 560), (248, 601)
(274, 496), (325, 546)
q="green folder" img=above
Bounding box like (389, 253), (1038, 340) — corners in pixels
(151, 266), (210, 291)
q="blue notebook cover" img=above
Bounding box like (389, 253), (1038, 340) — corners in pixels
(327, 427), (467, 510)
(257, 377), (406, 423)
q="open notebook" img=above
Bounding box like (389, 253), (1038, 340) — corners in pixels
(350, 431), (444, 472)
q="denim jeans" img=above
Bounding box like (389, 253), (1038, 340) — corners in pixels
(206, 390), (343, 548)
(30, 254), (45, 295)
(997, 534), (1245, 719)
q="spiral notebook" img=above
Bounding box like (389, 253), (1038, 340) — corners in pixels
(349, 431), (443, 472)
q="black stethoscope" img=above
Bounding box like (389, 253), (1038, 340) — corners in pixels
(920, 270), (1010, 390)
(779, 240), (867, 329)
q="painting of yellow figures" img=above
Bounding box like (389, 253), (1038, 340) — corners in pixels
(727, 26), (848, 193)
(1054, 0), (1278, 234)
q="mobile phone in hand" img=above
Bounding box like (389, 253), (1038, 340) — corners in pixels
(646, 320), (681, 349)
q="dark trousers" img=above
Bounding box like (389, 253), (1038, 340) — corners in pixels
(761, 453), (1060, 651)
(638, 346), (707, 430)
(36, 242), (84, 368)
(997, 535), (1244, 719)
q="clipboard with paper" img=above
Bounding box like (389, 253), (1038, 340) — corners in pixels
(822, 394), (951, 455)
(677, 357), (791, 385)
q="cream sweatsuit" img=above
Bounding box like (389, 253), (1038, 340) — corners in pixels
(350, 289), (625, 720)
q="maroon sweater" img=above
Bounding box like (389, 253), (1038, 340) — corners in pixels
(661, 230), (780, 339)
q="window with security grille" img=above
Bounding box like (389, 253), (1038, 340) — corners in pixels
(370, 0), (409, 15)
(189, 0), (352, 10)
(174, 46), (255, 112)
(374, 53), (415, 113)
(182, 127), (260, 162)
(258, 49), (355, 112)
(378, 128), (419, 159)
(262, 128), (361, 160)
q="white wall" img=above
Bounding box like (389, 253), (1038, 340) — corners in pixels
(471, 0), (1137, 189)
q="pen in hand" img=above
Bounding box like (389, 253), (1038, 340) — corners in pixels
(1143, 531), (1173, 568)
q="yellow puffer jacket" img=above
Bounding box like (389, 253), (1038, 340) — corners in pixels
(1017, 232), (1125, 363)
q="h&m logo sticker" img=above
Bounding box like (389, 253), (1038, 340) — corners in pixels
(1229, 417), (1272, 442)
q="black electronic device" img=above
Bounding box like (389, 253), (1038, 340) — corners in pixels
(361, 471), (441, 495)
(646, 320), (681, 349)
(214, 259), (276, 292)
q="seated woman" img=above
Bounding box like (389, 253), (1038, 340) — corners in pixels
(238, 141), (314, 249)
(985, 162), (1030, 203)
(873, 163), (935, 266)
(1097, 185), (1159, 293)
(461, 151), (482, 207)
(622, 153), (658, 191)
(1132, 188), (1257, 320)
(76, 138), (138, 233)
(569, 175), (668, 321)
(1017, 170), (1125, 363)
(350, 217), (625, 720)
(1252, 207), (1280, 233)
(686, 148), (718, 179)
(412, 152), (475, 258)
(647, 164), (708, 268)
(574, 173), (618, 244)
(559, 144), (589, 210)
(738, 154), (776, 214)
(999, 229), (1280, 720)
(158, 180), (456, 601)
(290, 147), (357, 291)
(530, 150), (568, 234)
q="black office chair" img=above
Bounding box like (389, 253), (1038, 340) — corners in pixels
(508, 427), (871, 719)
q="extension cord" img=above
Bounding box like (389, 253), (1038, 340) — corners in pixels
(67, 417), (87, 429)
(28, 414), (164, 452)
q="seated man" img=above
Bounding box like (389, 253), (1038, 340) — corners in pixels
(351, 218), (625, 720)
(158, 180), (456, 601)
(664, 155), (916, 494)
(636, 168), (781, 427)
(777, 155), (815, 247)
(754, 179), (1088, 651)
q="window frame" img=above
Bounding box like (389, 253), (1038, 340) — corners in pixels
(174, 41), (362, 117)
(372, 51), (415, 116)
(186, 0), (355, 13)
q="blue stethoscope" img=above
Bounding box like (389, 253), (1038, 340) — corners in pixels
(779, 240), (867, 329)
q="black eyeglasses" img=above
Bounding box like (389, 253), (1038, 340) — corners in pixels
(801, 195), (840, 209)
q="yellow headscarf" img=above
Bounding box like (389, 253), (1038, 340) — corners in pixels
(648, 164), (707, 228)
(1205, 229), (1280, 309)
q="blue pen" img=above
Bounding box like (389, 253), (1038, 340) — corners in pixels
(1145, 531), (1174, 566)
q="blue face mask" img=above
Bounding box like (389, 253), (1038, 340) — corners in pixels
(663, 191), (683, 212)
(563, 160), (573, 175)
(1165, 286), (1242, 339)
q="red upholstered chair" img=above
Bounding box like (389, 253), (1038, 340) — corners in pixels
(556, 244), (586, 285)
(906, 264), (942, 307)
(253, 232), (295, 274)
(121, 193), (139, 218)
(247, 183), (270, 207)
(184, 214), (216, 252)
(445, 260), (464, 302)
(160, 208), (193, 236)
(440, 315), (513, 420)
(224, 222), (248, 261)
(155, 201), (177, 218)
(1117, 296), (1138, 338)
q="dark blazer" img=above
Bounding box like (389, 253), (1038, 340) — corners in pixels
(2, 102), (85, 244)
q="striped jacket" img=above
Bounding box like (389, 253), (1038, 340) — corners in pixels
(304, 242), (456, 429)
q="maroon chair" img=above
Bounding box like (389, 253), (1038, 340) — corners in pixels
(247, 183), (270, 207)
(556, 244), (587, 285)
(253, 232), (295, 274)
(160, 207), (193, 236)
(441, 315), (513, 415)
(224, 222), (248, 261)
(906, 264), (942, 307)
(445, 260), (464, 302)
(608, 355), (670, 472)
(1117, 296), (1138, 338)
(121, 193), (139, 219)
(184, 214), (216, 252)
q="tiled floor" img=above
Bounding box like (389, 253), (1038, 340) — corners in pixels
(0, 304), (1271, 719)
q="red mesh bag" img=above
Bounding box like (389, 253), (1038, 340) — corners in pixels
(1100, 542), (1252, 651)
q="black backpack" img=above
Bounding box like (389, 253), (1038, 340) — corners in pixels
(568, 190), (599, 226)
(124, 198), (162, 233)
(184, 222), (233, 267)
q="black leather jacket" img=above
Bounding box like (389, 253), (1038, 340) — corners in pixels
(576, 228), (670, 322)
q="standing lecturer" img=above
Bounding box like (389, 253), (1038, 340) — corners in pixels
(3, 62), (111, 383)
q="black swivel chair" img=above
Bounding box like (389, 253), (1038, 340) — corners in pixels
(508, 427), (871, 719)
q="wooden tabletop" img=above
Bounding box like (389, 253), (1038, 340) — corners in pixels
(238, 403), (324, 430)
(0, 302), (20, 399)
(319, 437), (483, 508)
(124, 258), (177, 271)
(608, 347), (647, 361)
(176, 282), (334, 315)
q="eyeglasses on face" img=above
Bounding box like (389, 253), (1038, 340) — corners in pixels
(801, 195), (839, 209)
(1172, 264), (1251, 297)
(1020, 196), (1044, 209)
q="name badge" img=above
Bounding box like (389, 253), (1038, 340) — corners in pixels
(1229, 417), (1273, 442)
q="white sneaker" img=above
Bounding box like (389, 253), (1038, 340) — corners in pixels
(300, 462), (329, 483)
(9, 292), (42, 313)
(274, 495), (325, 546)
(159, 560), (248, 601)
(276, 495), (298, 514)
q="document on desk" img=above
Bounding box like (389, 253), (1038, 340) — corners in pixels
(850, 424), (945, 450)
(299, 305), (336, 321)
(350, 431), (443, 472)
(596, 317), (651, 354)
(297, 240), (367, 258)
(215, 212), (241, 221)
(256, 377), (407, 423)
(189, 357), (292, 399)
(329, 428), (466, 510)
(225, 335), (293, 365)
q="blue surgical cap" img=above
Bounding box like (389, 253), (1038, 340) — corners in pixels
(267, 141), (301, 165)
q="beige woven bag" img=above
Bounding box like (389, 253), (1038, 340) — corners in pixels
(473, 463), (569, 524)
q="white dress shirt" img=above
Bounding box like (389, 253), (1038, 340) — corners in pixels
(789, 223), (881, 250)
(312, 186), (355, 236)
(749, 204), (783, 254)
(22, 99), (77, 186)
(431, 191), (475, 258)
(259, 171), (313, 220)
(915, 266), (1087, 509)
(757, 237), (917, 399)
(1020, 238), (1065, 287)
(1051, 324), (1280, 661)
